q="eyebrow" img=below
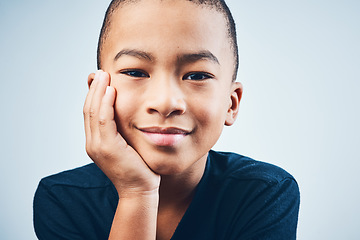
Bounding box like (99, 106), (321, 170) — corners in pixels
(113, 49), (219, 65)
(114, 49), (154, 62)
(177, 50), (220, 65)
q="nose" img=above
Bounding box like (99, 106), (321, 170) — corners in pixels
(145, 76), (186, 118)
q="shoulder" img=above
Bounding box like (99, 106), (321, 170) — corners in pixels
(206, 150), (300, 214)
(177, 151), (300, 239)
(201, 151), (300, 239)
(34, 163), (116, 222)
(34, 164), (116, 239)
(38, 163), (112, 190)
(208, 150), (297, 185)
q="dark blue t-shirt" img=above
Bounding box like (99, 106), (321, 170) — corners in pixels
(34, 150), (300, 239)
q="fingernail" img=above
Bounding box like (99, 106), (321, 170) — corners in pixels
(95, 70), (102, 80)
(105, 86), (112, 94)
(99, 71), (106, 82)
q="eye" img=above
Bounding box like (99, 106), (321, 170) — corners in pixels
(183, 72), (213, 81)
(120, 69), (149, 78)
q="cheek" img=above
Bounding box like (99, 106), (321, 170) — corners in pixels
(113, 89), (137, 133)
(192, 86), (228, 119)
(190, 93), (228, 138)
(111, 78), (137, 114)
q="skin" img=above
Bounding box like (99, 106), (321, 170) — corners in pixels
(83, 0), (243, 239)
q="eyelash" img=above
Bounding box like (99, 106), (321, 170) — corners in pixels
(120, 69), (149, 78)
(120, 69), (213, 81)
(183, 72), (214, 81)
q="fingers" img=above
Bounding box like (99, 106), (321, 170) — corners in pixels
(84, 71), (97, 142)
(84, 70), (112, 153)
(87, 73), (95, 88)
(84, 70), (102, 142)
(98, 86), (119, 141)
(89, 71), (110, 139)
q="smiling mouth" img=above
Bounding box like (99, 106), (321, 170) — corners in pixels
(138, 127), (190, 146)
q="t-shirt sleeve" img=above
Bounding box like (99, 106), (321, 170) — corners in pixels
(228, 177), (300, 240)
(33, 180), (83, 240)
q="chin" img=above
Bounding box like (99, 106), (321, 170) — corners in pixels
(140, 148), (208, 177)
(145, 157), (187, 176)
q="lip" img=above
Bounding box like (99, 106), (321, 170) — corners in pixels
(138, 127), (190, 147)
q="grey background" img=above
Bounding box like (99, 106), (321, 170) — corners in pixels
(0, 0), (359, 239)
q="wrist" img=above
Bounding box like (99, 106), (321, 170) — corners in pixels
(117, 189), (159, 215)
(110, 187), (159, 240)
(117, 187), (160, 200)
(113, 175), (161, 198)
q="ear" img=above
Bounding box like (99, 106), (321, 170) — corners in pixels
(87, 72), (96, 89)
(225, 82), (243, 126)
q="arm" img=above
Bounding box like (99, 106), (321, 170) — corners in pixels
(109, 192), (159, 239)
(83, 70), (160, 239)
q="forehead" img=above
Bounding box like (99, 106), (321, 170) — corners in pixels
(102, 0), (233, 68)
(110, 0), (225, 32)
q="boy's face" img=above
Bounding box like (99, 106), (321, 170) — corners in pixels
(99, 0), (242, 175)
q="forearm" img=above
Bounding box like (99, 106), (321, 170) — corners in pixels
(108, 190), (159, 240)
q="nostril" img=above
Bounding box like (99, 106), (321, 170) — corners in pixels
(147, 108), (157, 114)
(145, 84), (186, 117)
(147, 106), (185, 117)
(146, 97), (186, 117)
(164, 109), (185, 118)
(170, 109), (185, 117)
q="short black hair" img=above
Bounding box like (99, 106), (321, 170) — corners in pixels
(97, 0), (239, 81)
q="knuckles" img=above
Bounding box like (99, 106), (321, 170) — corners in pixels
(88, 108), (97, 119)
(83, 105), (97, 120)
(85, 139), (116, 161)
(98, 117), (108, 127)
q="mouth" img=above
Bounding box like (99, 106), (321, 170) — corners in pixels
(137, 127), (191, 147)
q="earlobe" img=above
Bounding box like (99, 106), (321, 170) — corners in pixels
(87, 72), (96, 89)
(225, 82), (243, 126)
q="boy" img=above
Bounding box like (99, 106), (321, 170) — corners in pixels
(34, 0), (300, 239)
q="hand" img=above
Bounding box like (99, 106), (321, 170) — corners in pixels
(83, 70), (160, 196)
